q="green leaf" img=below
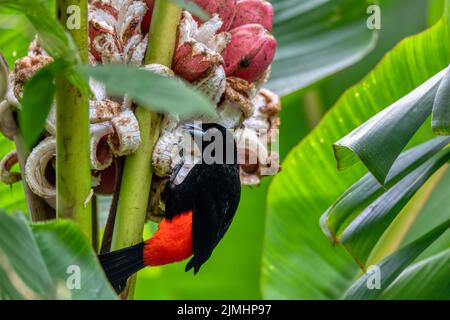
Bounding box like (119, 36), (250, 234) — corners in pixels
(379, 249), (450, 300)
(0, 267), (24, 300)
(19, 64), (56, 147)
(0, 137), (26, 213)
(432, 66), (450, 135)
(344, 219), (450, 300)
(0, 213), (54, 298)
(334, 67), (447, 185)
(339, 147), (450, 268)
(402, 168), (450, 260)
(428, 0), (446, 25)
(78, 64), (215, 117)
(262, 2), (450, 299)
(0, 0), (78, 64)
(31, 221), (117, 300)
(0, 13), (34, 66)
(321, 137), (450, 243)
(0, 210), (117, 299)
(267, 0), (378, 95)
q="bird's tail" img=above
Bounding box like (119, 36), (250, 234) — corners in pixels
(98, 242), (145, 294)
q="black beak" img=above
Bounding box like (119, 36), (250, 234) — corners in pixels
(182, 123), (204, 138)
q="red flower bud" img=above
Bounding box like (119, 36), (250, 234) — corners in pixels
(172, 42), (222, 82)
(231, 0), (274, 31)
(222, 24), (276, 83)
(172, 12), (227, 82)
(193, 0), (237, 32)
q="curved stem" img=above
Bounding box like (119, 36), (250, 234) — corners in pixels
(0, 100), (53, 221)
(15, 133), (54, 221)
(55, 0), (92, 243)
(110, 0), (182, 299)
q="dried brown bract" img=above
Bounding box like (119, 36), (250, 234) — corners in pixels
(0, 151), (21, 185)
(11, 43), (53, 100)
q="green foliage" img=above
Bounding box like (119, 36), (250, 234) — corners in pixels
(379, 249), (450, 299)
(403, 169), (450, 260)
(78, 65), (215, 117)
(0, 210), (117, 299)
(0, 14), (33, 67)
(262, 1), (450, 299)
(428, 0), (446, 25)
(321, 137), (450, 243)
(338, 147), (450, 267)
(0, 0), (78, 64)
(333, 68), (446, 184)
(345, 219), (450, 299)
(19, 64), (56, 146)
(267, 0), (378, 95)
(432, 67), (450, 135)
(0, 138), (26, 213)
(321, 0), (450, 299)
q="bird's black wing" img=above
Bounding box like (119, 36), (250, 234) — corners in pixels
(216, 165), (241, 240)
(163, 164), (202, 220)
(185, 165), (241, 274)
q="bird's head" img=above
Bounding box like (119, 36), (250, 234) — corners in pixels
(182, 123), (238, 165)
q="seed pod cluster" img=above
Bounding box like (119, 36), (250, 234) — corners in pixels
(151, 0), (279, 187)
(89, 0), (148, 65)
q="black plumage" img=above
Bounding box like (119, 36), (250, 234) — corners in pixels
(164, 123), (241, 274)
(99, 123), (241, 293)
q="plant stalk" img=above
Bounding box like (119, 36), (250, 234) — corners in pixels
(0, 102), (53, 221)
(55, 0), (92, 242)
(15, 134), (55, 221)
(110, 0), (182, 299)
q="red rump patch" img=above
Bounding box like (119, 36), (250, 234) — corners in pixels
(143, 211), (193, 266)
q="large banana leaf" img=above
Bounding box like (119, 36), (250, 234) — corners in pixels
(262, 2), (450, 299)
(0, 210), (117, 299)
(339, 147), (450, 268)
(267, 0), (378, 95)
(321, 137), (450, 243)
(432, 67), (450, 135)
(379, 249), (450, 300)
(402, 168), (450, 260)
(333, 67), (447, 184)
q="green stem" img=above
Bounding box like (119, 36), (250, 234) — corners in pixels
(55, 0), (92, 242)
(110, 0), (182, 299)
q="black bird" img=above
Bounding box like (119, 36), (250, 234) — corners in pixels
(99, 123), (241, 293)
